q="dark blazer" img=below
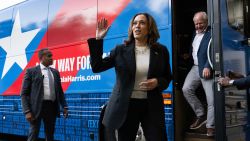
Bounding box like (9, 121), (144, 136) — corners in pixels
(21, 65), (68, 119)
(233, 76), (250, 90)
(190, 27), (212, 78)
(88, 38), (172, 129)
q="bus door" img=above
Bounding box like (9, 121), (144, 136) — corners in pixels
(212, 0), (250, 140)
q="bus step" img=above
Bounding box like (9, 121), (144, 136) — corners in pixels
(184, 125), (215, 141)
(184, 132), (215, 141)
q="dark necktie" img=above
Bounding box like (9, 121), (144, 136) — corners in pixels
(47, 67), (55, 101)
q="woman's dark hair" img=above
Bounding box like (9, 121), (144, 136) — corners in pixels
(124, 13), (160, 46)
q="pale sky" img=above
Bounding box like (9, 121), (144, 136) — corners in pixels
(0, 0), (27, 10)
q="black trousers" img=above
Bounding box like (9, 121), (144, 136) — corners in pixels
(27, 100), (57, 141)
(104, 99), (168, 141)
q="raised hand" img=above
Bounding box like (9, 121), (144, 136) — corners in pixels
(96, 18), (110, 40)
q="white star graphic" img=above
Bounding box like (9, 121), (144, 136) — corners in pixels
(0, 11), (40, 79)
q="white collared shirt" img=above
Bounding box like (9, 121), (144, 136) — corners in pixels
(40, 63), (55, 101)
(192, 32), (205, 65)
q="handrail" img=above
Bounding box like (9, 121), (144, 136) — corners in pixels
(207, 38), (213, 69)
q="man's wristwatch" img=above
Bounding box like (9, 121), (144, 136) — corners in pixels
(229, 80), (234, 86)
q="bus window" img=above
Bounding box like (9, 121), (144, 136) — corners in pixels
(227, 0), (244, 33)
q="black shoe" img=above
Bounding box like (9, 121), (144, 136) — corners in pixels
(189, 116), (207, 129)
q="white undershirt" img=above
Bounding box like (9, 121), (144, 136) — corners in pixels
(192, 32), (205, 65)
(131, 46), (150, 99)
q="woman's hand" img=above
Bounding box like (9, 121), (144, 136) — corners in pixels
(96, 18), (110, 40)
(139, 78), (158, 91)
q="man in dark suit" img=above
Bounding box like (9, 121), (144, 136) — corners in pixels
(21, 48), (68, 141)
(182, 11), (214, 137)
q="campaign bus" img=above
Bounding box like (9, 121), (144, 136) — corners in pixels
(0, 0), (249, 141)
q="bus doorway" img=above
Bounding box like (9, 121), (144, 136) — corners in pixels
(172, 0), (214, 141)
(173, 0), (250, 140)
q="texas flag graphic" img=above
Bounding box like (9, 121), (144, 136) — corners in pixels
(0, 11), (40, 80)
(0, 0), (52, 95)
(0, 0), (133, 95)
